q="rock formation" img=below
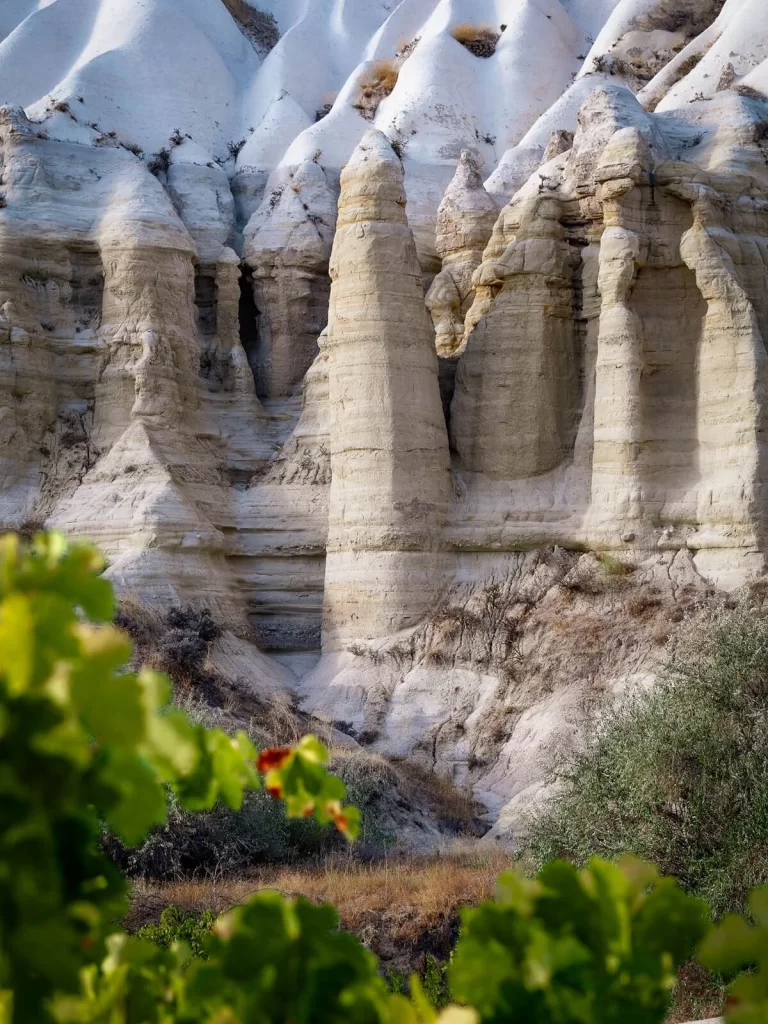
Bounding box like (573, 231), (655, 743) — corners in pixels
(451, 192), (581, 479)
(323, 130), (451, 648)
(425, 150), (499, 358)
(3, 0), (768, 839)
(243, 161), (337, 398)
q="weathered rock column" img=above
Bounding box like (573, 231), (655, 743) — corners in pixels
(323, 130), (451, 649)
(588, 205), (646, 534)
(426, 150), (498, 358)
(451, 194), (579, 478)
(243, 161), (337, 398)
(678, 184), (768, 579)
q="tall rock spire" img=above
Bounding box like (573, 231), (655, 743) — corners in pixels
(322, 129), (451, 649)
(426, 150), (499, 358)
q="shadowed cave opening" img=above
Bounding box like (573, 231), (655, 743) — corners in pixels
(194, 267), (217, 338)
(238, 268), (263, 395)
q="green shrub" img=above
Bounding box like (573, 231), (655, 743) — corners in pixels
(137, 906), (215, 961)
(384, 957), (449, 1009)
(0, 532), (358, 1023)
(450, 857), (709, 1023)
(526, 609), (768, 916)
(0, 531), (759, 1024)
(596, 552), (633, 577)
(422, 956), (450, 1010)
(699, 885), (768, 1022)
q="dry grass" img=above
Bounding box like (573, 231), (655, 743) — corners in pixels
(395, 36), (420, 60)
(666, 962), (724, 1023)
(625, 595), (663, 619)
(126, 845), (512, 970)
(124, 855), (725, 1015)
(354, 60), (399, 121)
(390, 760), (478, 830)
(221, 0), (279, 53)
(677, 53), (703, 77)
(450, 23), (500, 58)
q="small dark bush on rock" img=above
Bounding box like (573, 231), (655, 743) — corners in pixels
(450, 23), (500, 58)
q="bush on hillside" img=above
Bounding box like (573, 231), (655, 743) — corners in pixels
(526, 608), (768, 916)
(450, 23), (500, 59)
(107, 766), (395, 880)
(353, 60), (399, 121)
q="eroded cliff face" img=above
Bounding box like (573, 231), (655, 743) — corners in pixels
(3, 0), (768, 839)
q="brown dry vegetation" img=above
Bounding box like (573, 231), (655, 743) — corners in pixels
(354, 60), (400, 121)
(127, 845), (512, 973)
(450, 23), (500, 58)
(666, 963), (724, 1023)
(125, 852), (725, 1018)
(221, 0), (279, 53)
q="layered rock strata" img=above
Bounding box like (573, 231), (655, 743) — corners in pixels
(425, 151), (499, 358)
(4, 0), (768, 839)
(322, 130), (451, 648)
(243, 161), (337, 398)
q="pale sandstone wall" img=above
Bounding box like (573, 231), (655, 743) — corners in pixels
(243, 161), (337, 399)
(425, 150), (499, 359)
(4, 57), (768, 837)
(322, 130), (452, 648)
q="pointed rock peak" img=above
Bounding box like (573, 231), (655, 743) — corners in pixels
(244, 159), (337, 261)
(442, 149), (498, 215)
(573, 85), (658, 150)
(291, 158), (331, 191)
(566, 85), (667, 193)
(346, 128), (403, 174)
(455, 149), (485, 188)
(338, 129), (407, 223)
(0, 105), (33, 139)
(543, 129), (574, 163)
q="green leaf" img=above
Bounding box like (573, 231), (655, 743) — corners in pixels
(0, 594), (34, 695)
(69, 630), (144, 748)
(101, 751), (167, 846)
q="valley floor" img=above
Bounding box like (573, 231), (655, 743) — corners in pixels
(125, 845), (724, 1022)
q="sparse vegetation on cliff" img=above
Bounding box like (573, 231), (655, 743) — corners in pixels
(353, 60), (399, 120)
(450, 23), (500, 59)
(221, 0), (279, 54)
(526, 608), (768, 917)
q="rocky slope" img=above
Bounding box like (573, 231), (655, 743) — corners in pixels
(2, 0), (768, 839)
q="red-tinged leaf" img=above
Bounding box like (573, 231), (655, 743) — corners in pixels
(257, 747), (292, 772)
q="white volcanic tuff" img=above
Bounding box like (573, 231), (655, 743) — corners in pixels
(0, 0), (260, 158)
(263, 0), (589, 172)
(237, 0), (396, 179)
(280, 0), (590, 265)
(426, 150), (502, 357)
(0, 107), (259, 619)
(1, 0), (759, 273)
(242, 160), (337, 397)
(580, 0), (727, 80)
(486, 0), (751, 200)
(650, 0), (768, 110)
(4, 0), (768, 840)
(300, 549), (716, 841)
(485, 75), (615, 198)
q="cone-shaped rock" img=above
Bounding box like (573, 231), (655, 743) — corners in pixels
(322, 129), (451, 649)
(426, 150), (499, 357)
